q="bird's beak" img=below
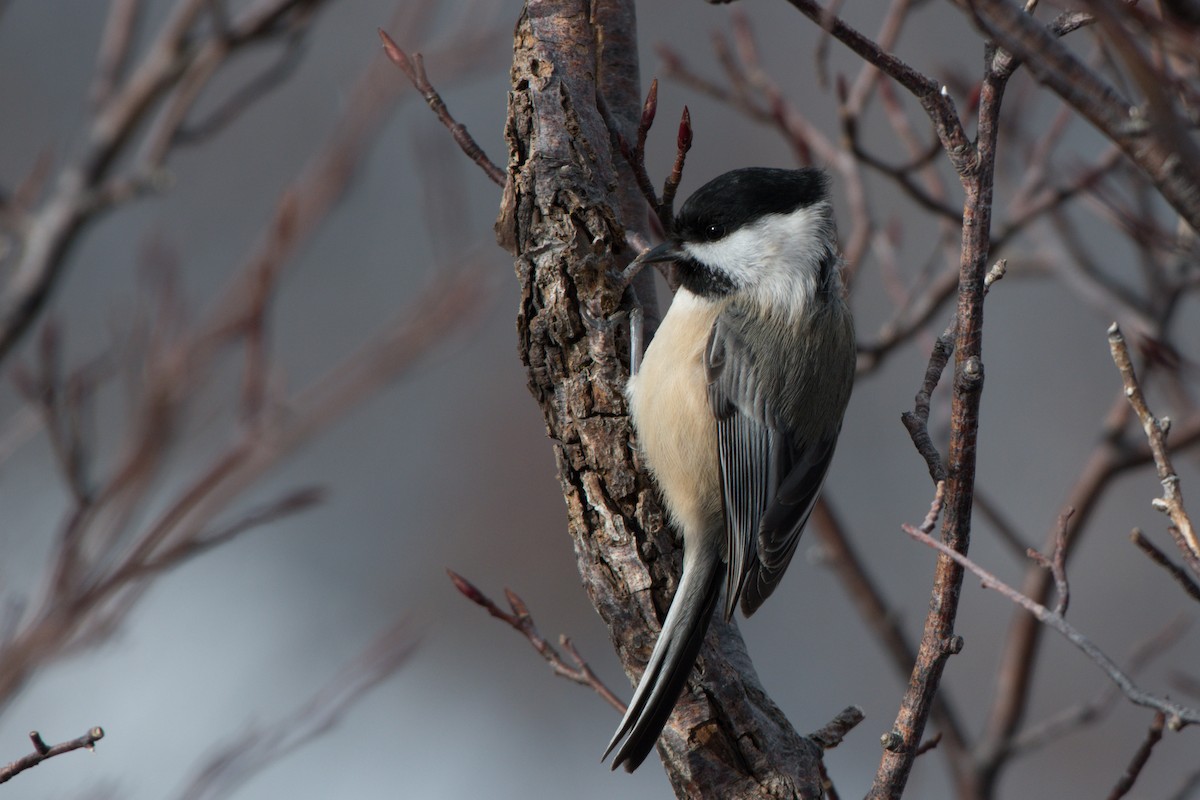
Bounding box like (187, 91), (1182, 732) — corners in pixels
(633, 241), (682, 265)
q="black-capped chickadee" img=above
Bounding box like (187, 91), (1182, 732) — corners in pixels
(605, 167), (856, 772)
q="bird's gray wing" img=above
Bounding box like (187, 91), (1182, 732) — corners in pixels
(706, 315), (839, 620)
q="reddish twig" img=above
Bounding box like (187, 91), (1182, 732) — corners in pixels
(658, 107), (692, 224)
(446, 570), (625, 712)
(601, 84), (663, 223)
(635, 77), (657, 158)
(378, 29), (505, 187)
(0, 727), (104, 785)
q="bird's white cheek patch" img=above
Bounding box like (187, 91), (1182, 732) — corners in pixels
(683, 203), (831, 311)
(683, 227), (765, 283)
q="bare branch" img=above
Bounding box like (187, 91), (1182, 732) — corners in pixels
(0, 0), (337, 366)
(810, 498), (971, 764)
(966, 0), (1200, 231)
(783, 0), (974, 171)
(379, 29), (505, 186)
(659, 106), (692, 223)
(904, 517), (1200, 727)
(446, 570), (625, 712)
(1026, 508), (1073, 616)
(0, 14), (492, 713)
(0, 727), (104, 785)
(1131, 529), (1200, 603)
(1108, 322), (1200, 573)
(1004, 616), (1189, 760)
(808, 705), (865, 750)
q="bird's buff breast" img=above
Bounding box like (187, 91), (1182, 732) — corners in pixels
(626, 292), (723, 538)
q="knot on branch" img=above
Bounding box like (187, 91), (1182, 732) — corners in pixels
(941, 634), (965, 656)
(957, 355), (984, 390)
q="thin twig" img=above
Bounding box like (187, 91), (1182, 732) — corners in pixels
(90, 0), (142, 109)
(446, 570), (625, 712)
(1003, 615), (1189, 760)
(900, 327), (954, 483)
(600, 85), (661, 223)
(904, 518), (1200, 727)
(810, 498), (971, 762)
(807, 705), (866, 750)
(378, 29), (505, 186)
(0, 727), (104, 784)
(1108, 323), (1200, 574)
(658, 106), (692, 224)
(913, 732), (942, 758)
(0, 0), (340, 366)
(1026, 508), (1073, 616)
(1131, 529), (1200, 602)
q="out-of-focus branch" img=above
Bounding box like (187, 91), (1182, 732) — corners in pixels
(0, 0), (337, 366)
(0, 4), (494, 712)
(784, 0), (972, 170)
(0, 0), (502, 369)
(0, 727), (105, 785)
(174, 620), (419, 800)
(90, 0), (141, 109)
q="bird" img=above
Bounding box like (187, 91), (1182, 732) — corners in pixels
(604, 166), (856, 772)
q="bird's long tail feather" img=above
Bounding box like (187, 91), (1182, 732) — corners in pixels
(603, 544), (722, 772)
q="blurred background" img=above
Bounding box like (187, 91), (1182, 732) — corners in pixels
(0, 1), (1197, 798)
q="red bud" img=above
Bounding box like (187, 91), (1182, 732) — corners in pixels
(678, 106), (693, 152)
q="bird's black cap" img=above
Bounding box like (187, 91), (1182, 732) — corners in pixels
(674, 167), (830, 243)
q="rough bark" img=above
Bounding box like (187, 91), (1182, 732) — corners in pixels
(495, 1), (824, 796)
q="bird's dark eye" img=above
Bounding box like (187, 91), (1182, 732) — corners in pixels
(704, 223), (725, 241)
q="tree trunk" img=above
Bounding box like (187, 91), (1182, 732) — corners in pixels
(495, 2), (826, 796)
